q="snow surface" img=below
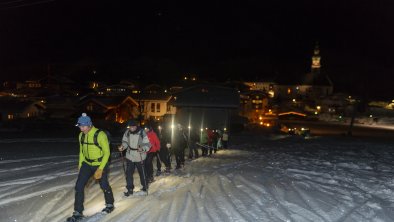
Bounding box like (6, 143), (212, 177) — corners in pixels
(1, 132), (394, 222)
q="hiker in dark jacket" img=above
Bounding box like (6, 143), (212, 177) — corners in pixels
(157, 124), (172, 173)
(169, 124), (188, 169)
(188, 129), (200, 159)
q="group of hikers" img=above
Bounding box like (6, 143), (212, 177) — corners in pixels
(67, 113), (229, 222)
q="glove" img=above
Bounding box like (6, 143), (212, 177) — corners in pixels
(94, 169), (103, 180)
(118, 145), (124, 151)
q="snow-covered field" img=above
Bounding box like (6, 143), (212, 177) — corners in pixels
(1, 132), (394, 222)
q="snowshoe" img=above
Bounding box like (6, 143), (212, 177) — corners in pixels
(101, 204), (114, 214)
(147, 177), (155, 183)
(66, 211), (84, 222)
(124, 189), (133, 197)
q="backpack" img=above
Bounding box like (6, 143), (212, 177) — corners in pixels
(126, 128), (145, 140)
(80, 129), (111, 151)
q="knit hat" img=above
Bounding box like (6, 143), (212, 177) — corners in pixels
(127, 119), (138, 127)
(76, 113), (92, 127)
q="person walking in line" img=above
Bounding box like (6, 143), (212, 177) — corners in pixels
(157, 124), (172, 174)
(171, 124), (188, 169)
(66, 113), (114, 222)
(200, 129), (209, 156)
(144, 124), (160, 183)
(188, 128), (199, 159)
(118, 120), (151, 196)
(222, 130), (229, 149)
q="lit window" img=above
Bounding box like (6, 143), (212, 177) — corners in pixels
(151, 103), (155, 112)
(8, 114), (13, 120)
(87, 103), (93, 111)
(156, 103), (160, 112)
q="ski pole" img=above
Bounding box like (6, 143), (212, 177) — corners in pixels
(119, 147), (127, 178)
(139, 150), (149, 195)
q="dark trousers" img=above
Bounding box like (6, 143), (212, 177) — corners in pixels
(222, 140), (228, 149)
(74, 162), (114, 213)
(125, 159), (147, 191)
(174, 148), (185, 168)
(145, 152), (155, 180)
(158, 146), (171, 170)
(209, 140), (217, 155)
(201, 143), (208, 156)
(188, 142), (199, 159)
(155, 152), (161, 171)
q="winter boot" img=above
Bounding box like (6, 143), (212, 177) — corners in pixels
(66, 211), (84, 222)
(156, 170), (162, 176)
(102, 204), (114, 214)
(124, 189), (133, 197)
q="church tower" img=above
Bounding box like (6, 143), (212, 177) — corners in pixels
(311, 42), (321, 76)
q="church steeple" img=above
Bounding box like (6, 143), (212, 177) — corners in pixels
(311, 42), (321, 75)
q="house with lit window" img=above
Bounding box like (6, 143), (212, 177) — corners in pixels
(0, 98), (46, 122)
(133, 84), (175, 123)
(77, 96), (139, 123)
(239, 90), (269, 124)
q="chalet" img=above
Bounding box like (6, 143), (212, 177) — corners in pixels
(0, 98), (46, 122)
(77, 96), (139, 123)
(136, 84), (175, 122)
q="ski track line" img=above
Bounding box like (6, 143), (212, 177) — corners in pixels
(0, 160), (76, 174)
(0, 163), (48, 173)
(0, 183), (74, 206)
(291, 184), (330, 222)
(178, 191), (195, 222)
(295, 180), (351, 221)
(263, 178), (295, 222)
(0, 171), (76, 201)
(31, 188), (70, 222)
(193, 182), (211, 222)
(195, 183), (216, 222)
(187, 180), (206, 222)
(231, 174), (283, 219)
(163, 188), (185, 222)
(216, 174), (258, 221)
(336, 197), (372, 222)
(0, 155), (76, 165)
(206, 174), (240, 220)
(44, 188), (76, 222)
(0, 170), (77, 188)
(209, 173), (253, 221)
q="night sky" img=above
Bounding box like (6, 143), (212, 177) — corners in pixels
(0, 0), (393, 98)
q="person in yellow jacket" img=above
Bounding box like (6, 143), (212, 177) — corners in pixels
(67, 113), (114, 222)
